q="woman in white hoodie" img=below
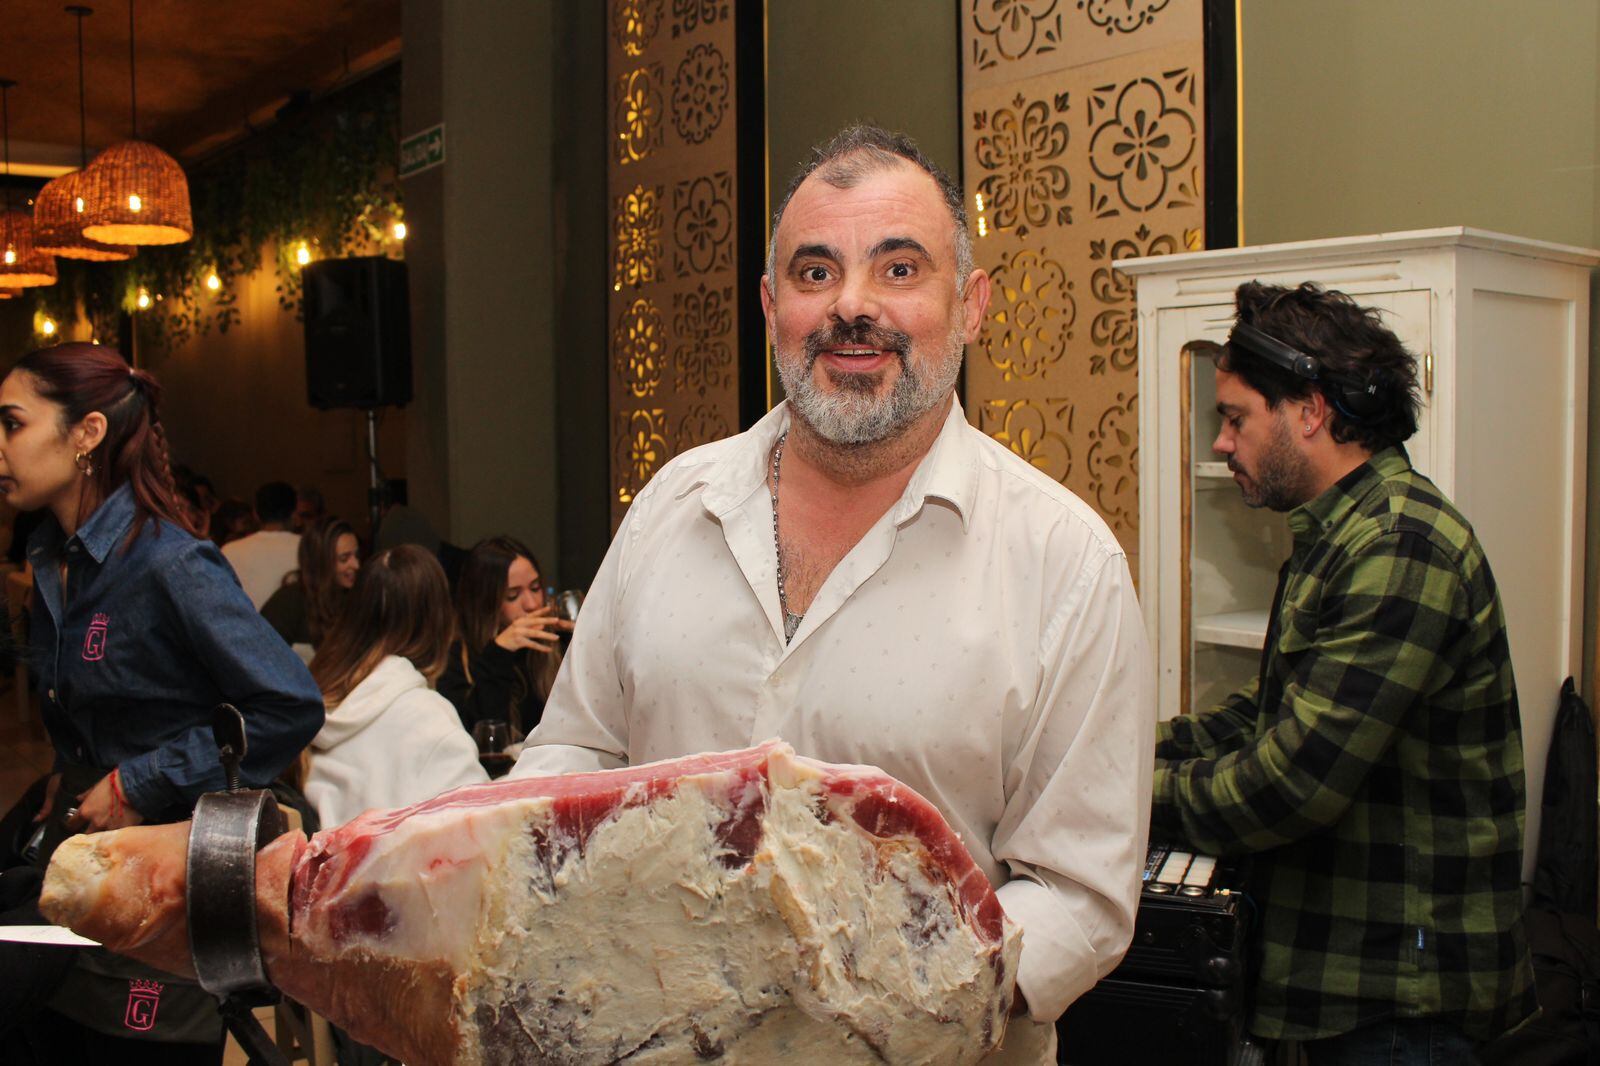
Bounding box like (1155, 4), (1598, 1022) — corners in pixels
(302, 544), (487, 829)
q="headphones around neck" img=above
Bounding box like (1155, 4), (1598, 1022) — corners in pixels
(1228, 321), (1384, 423)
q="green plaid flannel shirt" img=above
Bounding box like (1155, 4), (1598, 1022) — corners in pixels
(1152, 447), (1536, 1042)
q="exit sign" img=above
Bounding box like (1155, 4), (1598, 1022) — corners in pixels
(400, 124), (445, 178)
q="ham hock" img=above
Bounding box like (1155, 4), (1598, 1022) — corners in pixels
(40, 741), (1021, 1064)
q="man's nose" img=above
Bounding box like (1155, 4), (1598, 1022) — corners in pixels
(830, 274), (880, 324)
(1212, 429), (1232, 456)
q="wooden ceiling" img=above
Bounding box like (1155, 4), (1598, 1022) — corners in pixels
(1, 0), (400, 172)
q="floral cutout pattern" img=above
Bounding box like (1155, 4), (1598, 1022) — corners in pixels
(615, 298), (665, 399)
(672, 0), (729, 38)
(970, 0), (1064, 71)
(671, 43), (730, 146)
(1078, 0), (1170, 35)
(613, 65), (664, 165)
(672, 283), (734, 396)
(673, 172), (734, 276)
(612, 184), (663, 290)
(982, 247), (1075, 381)
(612, 0), (663, 57)
(676, 402), (733, 450)
(1087, 72), (1196, 214)
(978, 397), (1074, 481)
(1087, 224), (1179, 375)
(1086, 391), (1139, 534)
(972, 92), (1071, 236)
(615, 409), (671, 506)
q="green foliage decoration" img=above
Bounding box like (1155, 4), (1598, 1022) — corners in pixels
(29, 67), (401, 354)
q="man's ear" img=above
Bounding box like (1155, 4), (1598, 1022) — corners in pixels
(72, 411), (108, 454)
(759, 273), (777, 344)
(961, 269), (991, 343)
(1298, 391), (1332, 438)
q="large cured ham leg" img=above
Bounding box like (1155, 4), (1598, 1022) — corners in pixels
(42, 741), (1020, 1065)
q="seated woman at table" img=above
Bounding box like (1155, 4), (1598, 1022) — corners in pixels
(261, 516), (360, 659)
(302, 544), (485, 829)
(438, 536), (570, 739)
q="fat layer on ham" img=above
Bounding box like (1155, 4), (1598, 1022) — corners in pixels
(42, 740), (1021, 1065)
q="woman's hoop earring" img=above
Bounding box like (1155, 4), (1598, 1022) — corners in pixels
(74, 450), (94, 477)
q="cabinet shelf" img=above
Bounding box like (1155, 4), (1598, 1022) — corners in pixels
(1193, 609), (1269, 649)
(1194, 461), (1232, 480)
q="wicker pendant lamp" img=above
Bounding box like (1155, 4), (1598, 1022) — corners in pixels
(35, 7), (134, 261)
(77, 0), (191, 245)
(0, 81), (59, 288)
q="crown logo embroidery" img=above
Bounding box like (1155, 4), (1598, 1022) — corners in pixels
(82, 613), (110, 662)
(125, 977), (163, 1031)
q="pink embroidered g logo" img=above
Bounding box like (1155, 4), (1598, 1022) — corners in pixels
(124, 977), (162, 1031)
(82, 613), (109, 662)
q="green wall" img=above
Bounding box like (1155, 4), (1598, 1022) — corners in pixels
(1240, 0), (1599, 248)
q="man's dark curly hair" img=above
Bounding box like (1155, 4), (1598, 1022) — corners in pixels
(1214, 281), (1422, 451)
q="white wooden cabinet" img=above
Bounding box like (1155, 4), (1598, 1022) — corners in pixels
(1118, 228), (1598, 878)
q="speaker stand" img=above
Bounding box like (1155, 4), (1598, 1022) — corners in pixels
(365, 409), (383, 544)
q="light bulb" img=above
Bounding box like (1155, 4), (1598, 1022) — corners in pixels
(74, 196), (84, 213)
(975, 192), (985, 212)
(205, 273), (221, 291)
(296, 243), (311, 266)
(128, 193), (143, 212)
(136, 288), (151, 310)
(392, 221), (407, 241)
(977, 217), (989, 238)
(40, 318), (57, 337)
(2, 248), (14, 265)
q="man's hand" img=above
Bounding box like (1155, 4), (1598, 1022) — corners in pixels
(493, 607), (573, 654)
(67, 770), (145, 833)
(31, 772), (61, 823)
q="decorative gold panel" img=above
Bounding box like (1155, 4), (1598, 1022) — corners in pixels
(607, 4), (743, 528)
(963, 4), (1207, 573)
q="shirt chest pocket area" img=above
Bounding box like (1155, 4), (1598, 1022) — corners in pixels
(1272, 573), (1325, 662)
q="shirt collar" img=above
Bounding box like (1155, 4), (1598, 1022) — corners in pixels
(1288, 445), (1411, 543)
(28, 482), (141, 565)
(695, 398), (980, 533)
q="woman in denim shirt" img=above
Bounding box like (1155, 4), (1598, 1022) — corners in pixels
(2, 343), (323, 1064)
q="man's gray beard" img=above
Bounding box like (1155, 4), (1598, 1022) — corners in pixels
(777, 323), (965, 445)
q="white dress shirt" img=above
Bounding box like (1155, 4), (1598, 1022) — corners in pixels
(514, 400), (1154, 1061)
(221, 529), (301, 609)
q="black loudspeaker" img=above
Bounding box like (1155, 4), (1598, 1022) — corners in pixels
(303, 256), (412, 409)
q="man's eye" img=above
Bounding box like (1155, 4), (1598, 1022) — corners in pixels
(887, 261), (914, 279)
(801, 266), (829, 283)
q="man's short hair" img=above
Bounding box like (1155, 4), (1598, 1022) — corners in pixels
(1215, 281), (1422, 451)
(766, 124), (973, 287)
(254, 481), (298, 525)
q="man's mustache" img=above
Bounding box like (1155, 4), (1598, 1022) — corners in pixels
(802, 322), (912, 363)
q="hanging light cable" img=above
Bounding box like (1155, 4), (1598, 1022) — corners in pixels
(76, 0), (192, 245)
(35, 6), (135, 261)
(0, 78), (59, 288)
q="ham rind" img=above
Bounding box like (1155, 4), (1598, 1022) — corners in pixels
(44, 740), (1020, 1065)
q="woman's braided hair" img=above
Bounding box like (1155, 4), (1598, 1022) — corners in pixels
(11, 343), (194, 542)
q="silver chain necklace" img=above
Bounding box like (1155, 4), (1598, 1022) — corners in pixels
(769, 430), (802, 643)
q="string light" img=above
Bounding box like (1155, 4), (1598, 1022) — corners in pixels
(295, 241), (311, 266)
(205, 271), (220, 291)
(392, 221), (407, 241)
(39, 317), (57, 337)
(135, 286), (151, 310)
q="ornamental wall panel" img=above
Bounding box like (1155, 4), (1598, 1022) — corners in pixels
(607, 0), (742, 528)
(962, 1), (1206, 575)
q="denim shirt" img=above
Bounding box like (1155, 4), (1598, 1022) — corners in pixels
(28, 484), (324, 818)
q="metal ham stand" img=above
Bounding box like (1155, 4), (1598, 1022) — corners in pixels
(186, 704), (292, 1066)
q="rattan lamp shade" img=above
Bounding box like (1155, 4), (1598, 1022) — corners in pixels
(78, 140), (191, 245)
(0, 209), (58, 287)
(34, 171), (135, 261)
